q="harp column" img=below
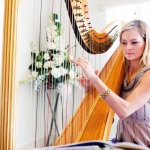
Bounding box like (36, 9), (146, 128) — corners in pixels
(0, 0), (20, 150)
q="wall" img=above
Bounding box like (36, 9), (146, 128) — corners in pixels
(17, 0), (37, 149)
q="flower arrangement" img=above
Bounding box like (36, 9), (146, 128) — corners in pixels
(20, 13), (80, 91)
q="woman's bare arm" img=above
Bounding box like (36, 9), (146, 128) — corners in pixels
(70, 57), (150, 118)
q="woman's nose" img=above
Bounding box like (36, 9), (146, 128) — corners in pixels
(126, 43), (132, 50)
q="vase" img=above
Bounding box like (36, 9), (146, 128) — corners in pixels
(46, 82), (73, 146)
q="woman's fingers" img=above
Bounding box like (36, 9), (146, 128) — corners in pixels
(70, 57), (88, 67)
(70, 56), (95, 80)
(77, 57), (88, 63)
(95, 70), (99, 75)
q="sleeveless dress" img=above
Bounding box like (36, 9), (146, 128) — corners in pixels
(115, 66), (150, 148)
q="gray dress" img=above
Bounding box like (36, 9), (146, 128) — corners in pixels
(116, 66), (150, 148)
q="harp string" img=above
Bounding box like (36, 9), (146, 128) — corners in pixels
(31, 0), (43, 148)
(53, 0), (123, 146)
(47, 0), (61, 146)
(17, 0), (121, 149)
(28, 0), (56, 147)
(75, 0), (91, 134)
(45, 0), (82, 145)
(47, 3), (55, 145)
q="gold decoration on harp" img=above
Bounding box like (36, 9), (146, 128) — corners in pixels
(67, 0), (120, 54)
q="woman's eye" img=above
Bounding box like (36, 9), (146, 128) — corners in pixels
(121, 41), (138, 45)
(131, 41), (138, 45)
(121, 42), (127, 45)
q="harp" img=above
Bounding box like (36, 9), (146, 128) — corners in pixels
(55, 48), (124, 145)
(0, 0), (125, 150)
(54, 0), (125, 146)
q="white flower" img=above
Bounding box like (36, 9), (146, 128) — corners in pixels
(43, 61), (50, 69)
(43, 61), (56, 69)
(30, 41), (37, 51)
(38, 75), (45, 80)
(55, 18), (59, 22)
(51, 66), (68, 78)
(36, 62), (42, 68)
(50, 61), (57, 68)
(53, 53), (65, 66)
(43, 53), (50, 60)
(60, 67), (68, 76)
(69, 70), (77, 79)
(51, 68), (62, 78)
(32, 71), (38, 78)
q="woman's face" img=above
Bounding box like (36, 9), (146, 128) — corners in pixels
(120, 29), (145, 62)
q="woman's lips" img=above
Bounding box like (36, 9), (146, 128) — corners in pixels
(125, 53), (134, 57)
(126, 53), (133, 55)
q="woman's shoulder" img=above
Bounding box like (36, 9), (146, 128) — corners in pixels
(140, 65), (150, 72)
(140, 66), (150, 84)
(137, 65), (150, 78)
(133, 65), (150, 86)
(141, 65), (150, 75)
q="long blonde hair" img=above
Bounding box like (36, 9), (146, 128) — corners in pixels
(120, 19), (150, 72)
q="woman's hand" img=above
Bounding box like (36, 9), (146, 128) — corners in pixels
(78, 70), (99, 92)
(70, 57), (99, 91)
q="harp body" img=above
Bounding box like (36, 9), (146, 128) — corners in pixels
(55, 46), (124, 145)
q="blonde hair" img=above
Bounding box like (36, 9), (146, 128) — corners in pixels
(120, 20), (150, 71)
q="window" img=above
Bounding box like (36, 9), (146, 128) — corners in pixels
(106, 2), (150, 26)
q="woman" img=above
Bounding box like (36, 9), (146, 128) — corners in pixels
(70, 20), (150, 148)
